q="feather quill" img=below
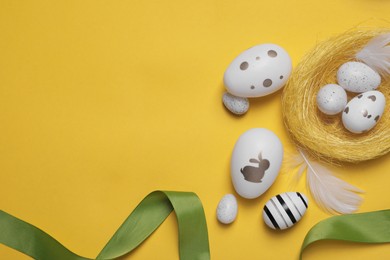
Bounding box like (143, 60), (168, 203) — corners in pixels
(293, 149), (363, 214)
(356, 33), (390, 77)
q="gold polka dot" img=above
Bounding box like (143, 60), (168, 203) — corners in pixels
(240, 62), (249, 70)
(268, 50), (277, 57)
(263, 79), (272, 87)
(256, 56), (260, 60)
(362, 109), (368, 117)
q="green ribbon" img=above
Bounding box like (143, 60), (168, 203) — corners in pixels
(300, 209), (390, 259)
(2, 191), (390, 260)
(0, 191), (210, 260)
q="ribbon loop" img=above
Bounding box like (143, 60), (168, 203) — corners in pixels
(0, 191), (210, 260)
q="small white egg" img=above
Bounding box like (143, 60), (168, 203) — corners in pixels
(222, 92), (249, 115)
(337, 61), (381, 93)
(223, 44), (292, 98)
(216, 194), (238, 224)
(342, 90), (386, 134)
(316, 84), (347, 115)
(231, 128), (283, 199)
(263, 192), (308, 230)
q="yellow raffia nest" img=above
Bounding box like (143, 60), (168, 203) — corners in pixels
(282, 29), (390, 164)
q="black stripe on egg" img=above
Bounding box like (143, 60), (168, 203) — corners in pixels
(264, 206), (280, 229)
(297, 192), (308, 208)
(271, 197), (292, 228)
(263, 199), (288, 229)
(276, 195), (297, 224)
(284, 192), (303, 217)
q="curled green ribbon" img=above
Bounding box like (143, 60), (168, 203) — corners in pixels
(300, 209), (390, 259)
(0, 191), (210, 260)
(1, 191), (390, 260)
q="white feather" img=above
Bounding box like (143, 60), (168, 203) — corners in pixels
(297, 149), (363, 214)
(356, 33), (390, 77)
(283, 152), (306, 184)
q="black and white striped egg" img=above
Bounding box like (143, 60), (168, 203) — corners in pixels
(262, 192), (308, 230)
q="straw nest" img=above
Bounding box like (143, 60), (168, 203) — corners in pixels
(282, 29), (390, 164)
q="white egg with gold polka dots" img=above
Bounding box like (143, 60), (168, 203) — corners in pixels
(342, 90), (386, 134)
(223, 44), (292, 98)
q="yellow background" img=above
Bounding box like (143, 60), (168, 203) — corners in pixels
(0, 0), (389, 259)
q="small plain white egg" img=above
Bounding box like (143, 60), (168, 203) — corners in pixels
(316, 84), (347, 115)
(222, 92), (249, 115)
(337, 61), (381, 93)
(216, 194), (238, 224)
(223, 44), (292, 98)
(342, 90), (386, 134)
(231, 128), (283, 199)
(263, 192), (308, 230)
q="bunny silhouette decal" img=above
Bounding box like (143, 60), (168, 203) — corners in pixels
(240, 152), (270, 183)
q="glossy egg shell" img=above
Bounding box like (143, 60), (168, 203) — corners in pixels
(231, 128), (283, 199)
(342, 90), (386, 134)
(223, 44), (292, 98)
(263, 192), (308, 230)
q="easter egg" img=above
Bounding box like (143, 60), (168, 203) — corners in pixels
(263, 192), (308, 230)
(223, 44), (292, 98)
(342, 90), (386, 134)
(337, 61), (381, 93)
(231, 128), (283, 199)
(222, 92), (249, 115)
(216, 194), (238, 224)
(316, 84), (348, 115)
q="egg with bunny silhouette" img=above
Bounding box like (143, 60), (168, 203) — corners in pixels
(231, 128), (283, 199)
